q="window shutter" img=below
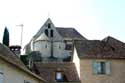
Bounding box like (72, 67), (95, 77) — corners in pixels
(92, 61), (97, 74)
(106, 62), (111, 75)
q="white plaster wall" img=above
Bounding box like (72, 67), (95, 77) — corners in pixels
(34, 41), (51, 57)
(73, 47), (80, 78)
(0, 58), (42, 83)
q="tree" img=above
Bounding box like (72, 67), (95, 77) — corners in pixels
(3, 27), (9, 46)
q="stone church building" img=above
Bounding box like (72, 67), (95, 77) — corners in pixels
(24, 18), (125, 83)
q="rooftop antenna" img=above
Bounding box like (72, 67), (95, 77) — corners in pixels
(16, 24), (24, 47)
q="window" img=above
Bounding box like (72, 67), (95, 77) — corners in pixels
(65, 44), (72, 50)
(92, 61), (110, 75)
(50, 30), (53, 37)
(45, 29), (48, 36)
(56, 72), (63, 82)
(45, 29), (54, 38)
(97, 62), (105, 74)
(48, 23), (51, 28)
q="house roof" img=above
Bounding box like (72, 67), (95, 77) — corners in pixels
(31, 62), (80, 82)
(0, 43), (46, 82)
(33, 18), (86, 41)
(0, 43), (26, 69)
(35, 33), (50, 41)
(56, 27), (86, 40)
(74, 36), (125, 59)
(102, 36), (124, 49)
(33, 27), (86, 41)
(24, 19), (87, 50)
(25, 27), (86, 52)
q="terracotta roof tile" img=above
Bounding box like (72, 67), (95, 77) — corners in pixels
(0, 43), (26, 69)
(74, 37), (125, 59)
(32, 62), (80, 82)
(102, 36), (124, 49)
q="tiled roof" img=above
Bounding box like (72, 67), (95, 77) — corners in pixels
(25, 27), (86, 53)
(33, 27), (86, 41)
(0, 43), (46, 82)
(102, 36), (124, 49)
(32, 18), (86, 41)
(74, 36), (125, 59)
(32, 62), (80, 82)
(0, 43), (26, 69)
(56, 27), (86, 40)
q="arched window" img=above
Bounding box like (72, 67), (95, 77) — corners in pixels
(45, 29), (48, 36)
(48, 23), (51, 28)
(50, 30), (54, 37)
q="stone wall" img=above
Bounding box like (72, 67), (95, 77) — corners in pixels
(80, 59), (125, 83)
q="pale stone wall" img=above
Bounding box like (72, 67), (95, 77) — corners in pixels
(34, 41), (51, 57)
(32, 18), (69, 59)
(34, 40), (70, 59)
(53, 42), (67, 58)
(0, 58), (43, 83)
(80, 59), (125, 83)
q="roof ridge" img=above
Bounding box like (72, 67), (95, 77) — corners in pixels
(56, 27), (75, 29)
(74, 40), (125, 59)
(102, 36), (123, 43)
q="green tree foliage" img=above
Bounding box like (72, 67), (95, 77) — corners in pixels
(3, 27), (9, 46)
(20, 55), (29, 66)
(28, 51), (42, 62)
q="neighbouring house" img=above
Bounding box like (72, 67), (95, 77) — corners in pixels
(0, 43), (45, 83)
(24, 18), (125, 83)
(74, 36), (125, 83)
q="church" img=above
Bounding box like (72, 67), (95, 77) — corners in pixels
(24, 18), (83, 83)
(24, 18), (125, 83)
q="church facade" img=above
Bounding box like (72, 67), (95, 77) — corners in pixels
(24, 18), (125, 83)
(24, 18), (83, 83)
(25, 18), (85, 62)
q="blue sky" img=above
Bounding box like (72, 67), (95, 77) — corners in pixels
(0, 0), (125, 48)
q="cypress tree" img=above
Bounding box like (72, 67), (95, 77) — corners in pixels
(3, 27), (9, 46)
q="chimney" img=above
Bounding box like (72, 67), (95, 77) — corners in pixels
(9, 45), (21, 57)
